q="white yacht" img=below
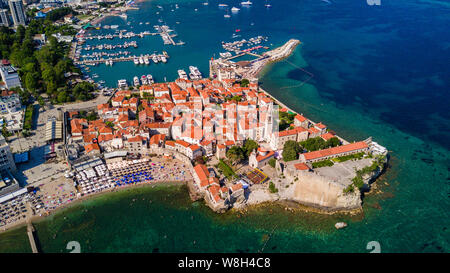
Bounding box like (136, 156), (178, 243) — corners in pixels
(144, 56), (150, 65)
(218, 4), (228, 7)
(118, 79), (128, 88)
(141, 75), (148, 85)
(133, 76), (140, 86)
(161, 56), (167, 63)
(152, 55), (159, 63)
(241, 1), (252, 5)
(133, 58), (139, 65)
(231, 7), (240, 12)
(177, 69), (188, 80)
(189, 66), (202, 80)
(139, 56), (144, 64)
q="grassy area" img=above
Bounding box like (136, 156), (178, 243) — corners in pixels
(333, 152), (365, 163)
(76, 14), (93, 21)
(279, 111), (296, 131)
(217, 159), (236, 179)
(268, 158), (276, 168)
(344, 155), (386, 193)
(23, 105), (34, 131)
(312, 159), (334, 168)
(269, 181), (278, 193)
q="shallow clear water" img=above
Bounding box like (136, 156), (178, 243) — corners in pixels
(1, 0), (448, 253)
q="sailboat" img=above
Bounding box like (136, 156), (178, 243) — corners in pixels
(265, 0), (272, 7)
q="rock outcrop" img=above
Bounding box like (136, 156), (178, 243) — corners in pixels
(291, 172), (361, 211)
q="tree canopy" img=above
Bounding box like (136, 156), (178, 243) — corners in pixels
(226, 146), (245, 165)
(299, 136), (340, 152)
(243, 139), (259, 157)
(282, 140), (301, 161)
(0, 15), (87, 105)
(240, 78), (250, 87)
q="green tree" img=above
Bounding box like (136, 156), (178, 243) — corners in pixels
(325, 137), (340, 148)
(243, 139), (258, 157)
(240, 78), (249, 87)
(25, 72), (38, 92)
(86, 111), (98, 121)
(105, 121), (114, 128)
(226, 146), (245, 165)
(268, 158), (276, 168)
(57, 90), (68, 103)
(269, 181), (278, 193)
(282, 140), (301, 161)
(37, 96), (45, 107)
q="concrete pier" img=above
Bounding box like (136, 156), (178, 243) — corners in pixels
(27, 223), (39, 253)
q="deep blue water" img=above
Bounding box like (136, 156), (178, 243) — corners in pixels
(1, 0), (448, 253)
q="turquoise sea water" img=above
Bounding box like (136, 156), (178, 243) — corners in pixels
(1, 0), (449, 252)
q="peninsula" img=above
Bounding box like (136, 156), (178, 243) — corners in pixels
(0, 38), (389, 234)
(0, 0), (389, 233)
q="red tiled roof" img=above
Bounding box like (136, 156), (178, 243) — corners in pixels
(295, 114), (307, 122)
(320, 132), (336, 141)
(98, 134), (113, 143)
(175, 139), (190, 148)
(230, 183), (243, 192)
(303, 141), (368, 161)
(127, 135), (144, 143)
(294, 163), (310, 171)
(149, 134), (166, 145)
(256, 151), (275, 162)
(194, 164), (209, 187)
(85, 143), (100, 153)
(189, 144), (201, 151)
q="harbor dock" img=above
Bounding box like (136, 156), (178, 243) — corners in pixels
(75, 52), (169, 66)
(27, 223), (38, 253)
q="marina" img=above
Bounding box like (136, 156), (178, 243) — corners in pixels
(79, 25), (185, 46)
(75, 52), (170, 66)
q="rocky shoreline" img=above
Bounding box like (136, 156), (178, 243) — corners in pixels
(192, 156), (388, 215)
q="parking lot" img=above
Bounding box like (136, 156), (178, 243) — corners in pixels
(8, 105), (68, 187)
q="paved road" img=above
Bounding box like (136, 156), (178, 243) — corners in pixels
(62, 93), (110, 112)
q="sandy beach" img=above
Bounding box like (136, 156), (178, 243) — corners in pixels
(0, 179), (187, 235)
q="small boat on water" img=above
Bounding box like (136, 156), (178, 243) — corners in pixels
(144, 56), (150, 65)
(152, 55), (159, 63)
(141, 75), (148, 85)
(134, 58), (139, 65)
(133, 76), (140, 86)
(139, 56), (144, 64)
(231, 7), (240, 12)
(161, 56), (167, 63)
(335, 222), (347, 229)
(177, 69), (188, 80)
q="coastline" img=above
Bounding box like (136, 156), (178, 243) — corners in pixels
(0, 180), (186, 235)
(1, 39), (388, 237)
